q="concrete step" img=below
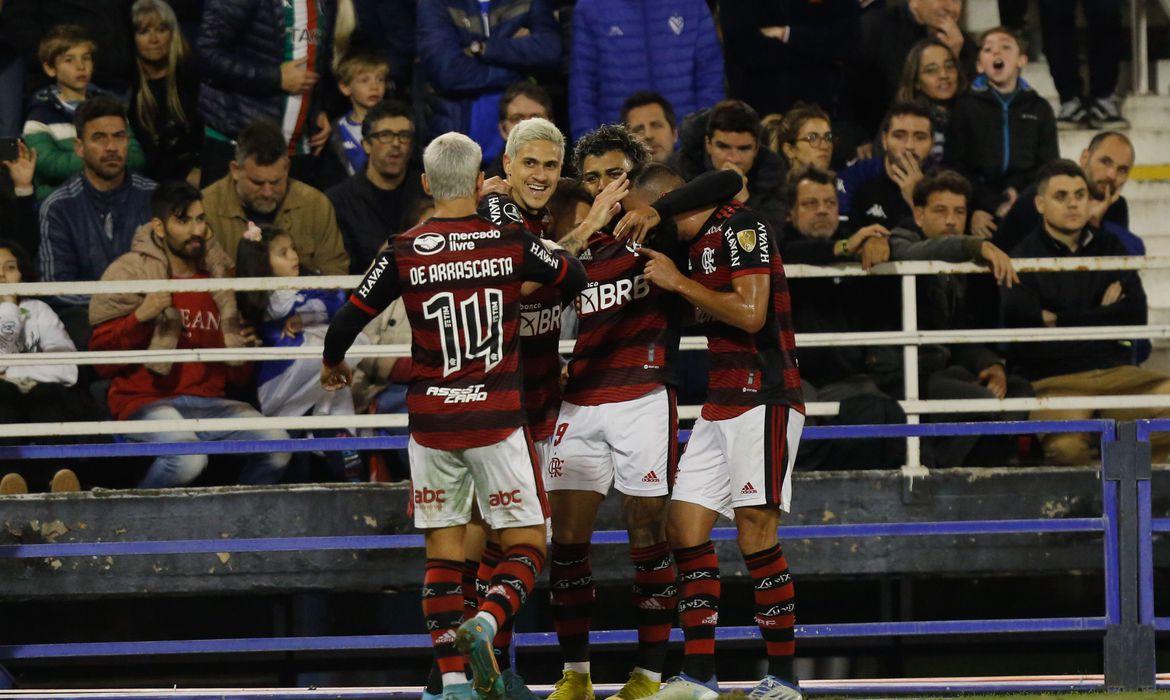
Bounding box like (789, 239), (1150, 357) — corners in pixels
(1043, 94), (1170, 130)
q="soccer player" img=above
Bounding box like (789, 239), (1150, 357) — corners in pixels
(320, 132), (587, 700)
(632, 163), (805, 700)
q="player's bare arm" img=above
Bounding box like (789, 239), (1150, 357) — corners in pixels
(640, 247), (769, 333)
(558, 174), (629, 256)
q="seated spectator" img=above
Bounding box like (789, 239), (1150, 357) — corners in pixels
(322, 50), (390, 185)
(88, 181), (289, 488)
(1, 140), (40, 259)
(569, 0), (722, 140)
(670, 99), (787, 230)
(944, 27), (1058, 238)
(23, 25), (146, 199)
(37, 96), (156, 344)
(896, 38), (965, 168)
(847, 101), (934, 231)
(485, 82), (555, 178)
(129, 0), (204, 184)
(0, 238), (102, 495)
(1001, 160), (1170, 464)
(621, 90), (679, 164)
(325, 100), (422, 273)
(776, 103), (833, 172)
(718, 0), (859, 116)
(236, 222), (365, 481)
(779, 165), (887, 269)
(416, 0), (561, 158)
(202, 119), (349, 273)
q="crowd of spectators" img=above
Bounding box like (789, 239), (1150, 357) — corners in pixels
(0, 0), (1158, 493)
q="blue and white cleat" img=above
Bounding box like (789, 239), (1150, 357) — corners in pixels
(745, 675), (802, 700)
(642, 673), (719, 700)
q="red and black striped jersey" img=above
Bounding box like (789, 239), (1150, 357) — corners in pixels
(347, 214), (586, 450)
(477, 192), (563, 441)
(688, 201), (804, 420)
(564, 231), (682, 405)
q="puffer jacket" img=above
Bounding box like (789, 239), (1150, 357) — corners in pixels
(416, 0), (562, 146)
(197, 0), (335, 139)
(569, 0), (724, 140)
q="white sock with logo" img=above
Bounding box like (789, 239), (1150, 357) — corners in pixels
(565, 661), (590, 674)
(474, 611), (499, 639)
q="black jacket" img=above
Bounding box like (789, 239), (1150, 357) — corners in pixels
(129, 68), (204, 182)
(943, 76), (1059, 214)
(995, 181), (1129, 255)
(847, 172), (910, 232)
(1002, 227), (1146, 381)
(670, 108), (788, 232)
(325, 167), (425, 274)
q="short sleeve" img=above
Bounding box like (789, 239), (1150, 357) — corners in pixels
(722, 216), (772, 278)
(349, 247), (402, 317)
(520, 231), (571, 286)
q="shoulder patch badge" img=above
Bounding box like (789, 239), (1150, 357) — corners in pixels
(735, 229), (757, 253)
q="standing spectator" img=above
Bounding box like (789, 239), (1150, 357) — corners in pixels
(322, 50), (389, 184)
(202, 119), (349, 273)
(896, 38), (965, 167)
(416, 0), (561, 160)
(847, 101), (934, 231)
(89, 181), (290, 488)
(196, 0), (336, 187)
(37, 96), (156, 345)
(484, 81), (554, 178)
(569, 0), (723, 141)
(717, 0), (859, 117)
(1040, 0), (1126, 128)
(326, 100), (422, 273)
(944, 27), (1058, 239)
(621, 90), (679, 164)
(1002, 160), (1170, 464)
(130, 0), (203, 184)
(349, 0), (417, 98)
(23, 26), (146, 199)
(670, 100), (788, 230)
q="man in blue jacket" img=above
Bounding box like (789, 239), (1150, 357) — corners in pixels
(569, 0), (724, 142)
(416, 0), (561, 162)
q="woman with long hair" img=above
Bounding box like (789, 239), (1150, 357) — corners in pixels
(130, 0), (203, 183)
(896, 38), (966, 167)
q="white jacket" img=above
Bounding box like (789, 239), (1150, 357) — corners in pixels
(0, 300), (78, 386)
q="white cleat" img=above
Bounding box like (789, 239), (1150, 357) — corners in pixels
(745, 675), (802, 700)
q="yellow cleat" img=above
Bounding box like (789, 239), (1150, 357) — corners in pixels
(611, 671), (661, 700)
(547, 670), (594, 700)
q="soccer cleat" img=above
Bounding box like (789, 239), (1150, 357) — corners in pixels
(421, 690), (443, 700)
(0, 473), (28, 495)
(499, 668), (539, 700)
(439, 682), (478, 700)
(611, 670), (661, 700)
(745, 675), (802, 700)
(547, 669), (594, 700)
(643, 674), (719, 700)
(1056, 98), (1089, 130)
(1087, 96), (1129, 129)
(50, 469), (80, 493)
(455, 618), (504, 698)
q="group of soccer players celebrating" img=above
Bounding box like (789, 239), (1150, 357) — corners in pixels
(321, 117), (805, 700)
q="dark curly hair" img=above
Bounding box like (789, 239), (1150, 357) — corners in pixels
(571, 123), (651, 176)
(235, 225), (294, 327)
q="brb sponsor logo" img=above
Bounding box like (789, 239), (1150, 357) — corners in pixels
(488, 489), (522, 507)
(520, 304), (561, 336)
(414, 487), (446, 506)
(577, 274), (650, 315)
(426, 384), (488, 403)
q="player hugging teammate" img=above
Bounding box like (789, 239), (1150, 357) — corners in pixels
(323, 122), (806, 700)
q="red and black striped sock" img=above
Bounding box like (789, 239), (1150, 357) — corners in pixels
(549, 540), (594, 663)
(676, 541), (720, 682)
(745, 544), (796, 683)
(474, 542), (513, 669)
(422, 559), (466, 677)
(480, 544), (545, 634)
(462, 559), (480, 621)
(631, 542), (676, 674)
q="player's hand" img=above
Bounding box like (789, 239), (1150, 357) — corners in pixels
(613, 205), (661, 245)
(980, 241), (1018, 288)
(583, 173), (629, 231)
(134, 291), (172, 322)
(844, 223), (889, 255)
(480, 176), (511, 197)
(860, 235), (890, 270)
(639, 246), (685, 292)
(978, 363), (1008, 400)
(280, 58), (318, 94)
(321, 361), (353, 391)
(281, 314), (304, 339)
(970, 210), (997, 239)
(2, 140), (35, 192)
(309, 113), (331, 155)
(1101, 280), (1124, 306)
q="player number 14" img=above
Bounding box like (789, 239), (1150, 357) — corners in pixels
(422, 289), (506, 377)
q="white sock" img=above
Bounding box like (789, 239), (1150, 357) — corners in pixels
(564, 661), (590, 674)
(442, 672), (467, 688)
(633, 667), (661, 682)
(474, 611), (499, 638)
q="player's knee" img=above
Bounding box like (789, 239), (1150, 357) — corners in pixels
(621, 495), (668, 547)
(1043, 433), (1092, 465)
(733, 507), (780, 554)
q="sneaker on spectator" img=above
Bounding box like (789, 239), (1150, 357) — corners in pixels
(50, 468), (80, 493)
(1087, 96), (1130, 129)
(1056, 98), (1089, 130)
(0, 473), (27, 495)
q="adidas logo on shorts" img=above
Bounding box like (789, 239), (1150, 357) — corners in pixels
(741, 482), (757, 495)
(642, 471), (660, 483)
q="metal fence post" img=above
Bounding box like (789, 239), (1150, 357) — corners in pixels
(901, 275), (928, 493)
(1101, 420), (1155, 690)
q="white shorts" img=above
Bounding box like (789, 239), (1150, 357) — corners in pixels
(546, 386), (677, 497)
(672, 405), (804, 519)
(408, 427), (548, 530)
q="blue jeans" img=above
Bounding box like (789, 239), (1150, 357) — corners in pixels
(127, 396), (291, 488)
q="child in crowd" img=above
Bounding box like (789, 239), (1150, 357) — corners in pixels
(329, 51), (391, 178)
(22, 25), (145, 199)
(897, 38), (966, 168)
(944, 27), (1058, 238)
(0, 239), (102, 494)
(235, 223), (366, 480)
